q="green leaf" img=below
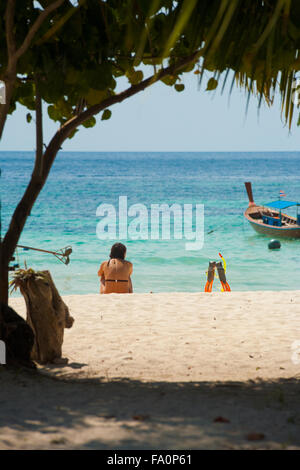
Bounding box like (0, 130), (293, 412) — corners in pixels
(161, 75), (177, 86)
(101, 109), (112, 120)
(19, 95), (35, 110)
(26, 113), (32, 123)
(85, 64), (114, 91)
(84, 89), (108, 106)
(206, 78), (218, 91)
(47, 105), (60, 121)
(126, 70), (144, 85)
(82, 116), (96, 128)
(142, 57), (163, 66)
(180, 62), (195, 73)
(175, 83), (185, 92)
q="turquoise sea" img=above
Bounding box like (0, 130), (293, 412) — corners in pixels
(1, 151), (300, 295)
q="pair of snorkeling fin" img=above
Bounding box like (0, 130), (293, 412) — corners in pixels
(205, 261), (231, 292)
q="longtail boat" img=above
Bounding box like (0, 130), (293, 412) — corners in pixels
(244, 182), (300, 238)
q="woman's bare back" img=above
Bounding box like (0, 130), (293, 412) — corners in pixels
(98, 258), (133, 294)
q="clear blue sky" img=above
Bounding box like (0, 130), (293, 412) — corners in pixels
(2, 70), (299, 152)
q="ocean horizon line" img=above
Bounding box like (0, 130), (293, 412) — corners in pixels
(1, 149), (300, 154)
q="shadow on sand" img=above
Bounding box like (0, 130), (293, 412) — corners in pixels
(0, 367), (300, 449)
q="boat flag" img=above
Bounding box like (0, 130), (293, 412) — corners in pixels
(279, 190), (286, 198)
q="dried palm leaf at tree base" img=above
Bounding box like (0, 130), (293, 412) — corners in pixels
(10, 269), (74, 364)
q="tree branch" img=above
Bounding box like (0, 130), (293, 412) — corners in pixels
(1, 1), (17, 139)
(15, 0), (66, 62)
(34, 77), (44, 179)
(57, 49), (203, 150)
(1, 49), (201, 266)
(36, 0), (86, 46)
(5, 0), (16, 61)
(0, 0), (66, 140)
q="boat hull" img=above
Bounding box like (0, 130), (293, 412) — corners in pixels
(244, 206), (300, 239)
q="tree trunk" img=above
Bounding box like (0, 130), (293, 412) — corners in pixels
(17, 270), (74, 364)
(35, 78), (43, 175)
(0, 132), (64, 339)
(0, 263), (9, 308)
(0, 247), (9, 328)
(0, 247), (35, 369)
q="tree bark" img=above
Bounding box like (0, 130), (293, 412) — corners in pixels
(18, 270), (74, 364)
(0, 261), (9, 325)
(0, 263), (8, 307)
(1, 176), (44, 276)
(35, 79), (43, 176)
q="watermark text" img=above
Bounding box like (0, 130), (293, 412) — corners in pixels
(0, 81), (6, 104)
(96, 196), (204, 250)
(0, 340), (6, 365)
(291, 340), (300, 365)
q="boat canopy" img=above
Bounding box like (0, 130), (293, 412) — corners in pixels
(265, 200), (299, 210)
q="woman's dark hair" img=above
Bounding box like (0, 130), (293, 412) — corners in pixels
(109, 242), (127, 260)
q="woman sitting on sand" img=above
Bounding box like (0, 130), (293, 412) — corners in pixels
(98, 243), (133, 294)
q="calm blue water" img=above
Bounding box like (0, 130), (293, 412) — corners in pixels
(1, 151), (300, 295)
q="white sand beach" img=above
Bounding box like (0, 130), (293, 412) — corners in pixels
(9, 291), (300, 382)
(1, 291), (300, 450)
